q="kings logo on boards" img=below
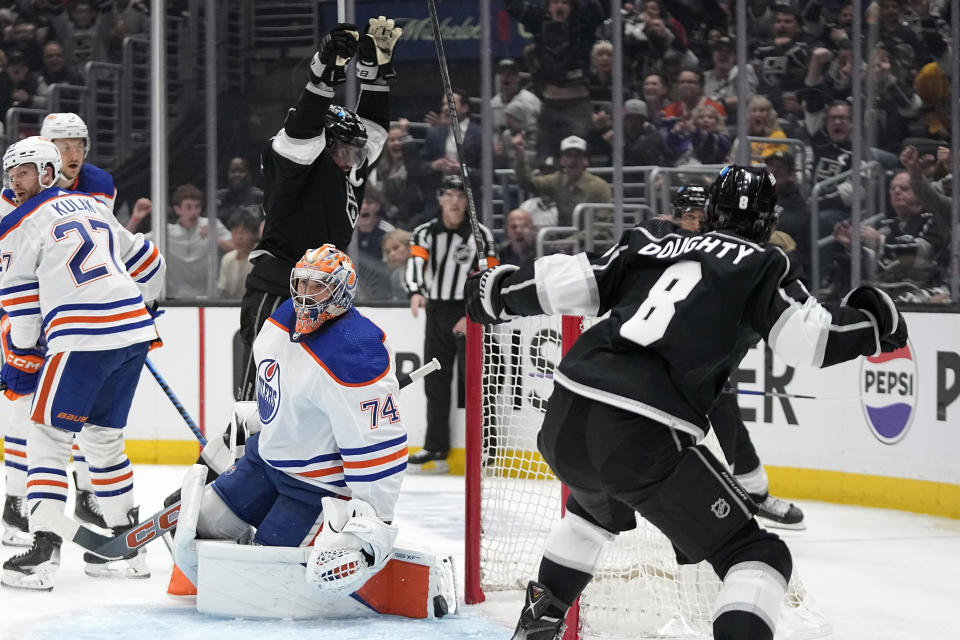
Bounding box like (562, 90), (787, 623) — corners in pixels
(860, 343), (917, 444)
(256, 359), (281, 424)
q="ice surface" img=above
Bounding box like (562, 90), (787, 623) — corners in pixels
(2, 466), (958, 640)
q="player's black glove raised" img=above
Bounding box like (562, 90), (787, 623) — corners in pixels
(356, 16), (403, 82)
(311, 23), (359, 87)
(842, 286), (908, 353)
(464, 265), (519, 325)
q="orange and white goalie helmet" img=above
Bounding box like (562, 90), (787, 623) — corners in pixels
(289, 244), (357, 337)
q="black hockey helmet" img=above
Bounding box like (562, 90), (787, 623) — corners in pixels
(324, 104), (368, 170)
(437, 174), (465, 197)
(703, 165), (778, 243)
(324, 104), (367, 147)
(672, 184), (708, 217)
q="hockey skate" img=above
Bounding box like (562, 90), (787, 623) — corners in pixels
(511, 581), (569, 640)
(753, 493), (806, 530)
(407, 449), (449, 474)
(74, 489), (108, 529)
(83, 507), (151, 579)
(1, 531), (62, 591)
(2, 494), (33, 547)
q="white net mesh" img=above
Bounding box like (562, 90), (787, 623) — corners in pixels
(476, 316), (832, 639)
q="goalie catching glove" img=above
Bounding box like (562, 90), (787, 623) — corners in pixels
(464, 265), (519, 325)
(305, 497), (398, 594)
(356, 16), (402, 82)
(310, 23), (359, 88)
(842, 286), (908, 353)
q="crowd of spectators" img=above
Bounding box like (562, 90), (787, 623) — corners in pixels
(8, 1), (952, 306)
(342, 0), (955, 305)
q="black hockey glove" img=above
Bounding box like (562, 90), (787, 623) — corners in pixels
(842, 286), (908, 353)
(464, 265), (519, 325)
(311, 23), (359, 87)
(356, 16), (403, 82)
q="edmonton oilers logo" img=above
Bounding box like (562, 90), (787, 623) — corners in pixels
(256, 359), (281, 424)
(860, 343), (917, 444)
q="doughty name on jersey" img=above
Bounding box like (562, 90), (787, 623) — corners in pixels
(636, 232), (757, 265)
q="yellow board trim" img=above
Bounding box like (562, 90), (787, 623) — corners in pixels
(123, 439), (200, 465)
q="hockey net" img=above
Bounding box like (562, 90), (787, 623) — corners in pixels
(464, 315), (832, 640)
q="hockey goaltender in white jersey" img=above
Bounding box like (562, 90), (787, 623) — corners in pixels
(171, 244), (456, 620)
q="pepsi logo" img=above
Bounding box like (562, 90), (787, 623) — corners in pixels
(860, 343), (917, 444)
(256, 358), (281, 424)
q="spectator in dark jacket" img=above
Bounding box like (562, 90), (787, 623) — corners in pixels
(0, 50), (42, 120)
(215, 156), (264, 226)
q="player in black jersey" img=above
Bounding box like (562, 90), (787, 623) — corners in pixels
(238, 17), (401, 400)
(673, 184), (805, 529)
(466, 165), (908, 640)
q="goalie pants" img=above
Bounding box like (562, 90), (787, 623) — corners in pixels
(211, 432), (345, 547)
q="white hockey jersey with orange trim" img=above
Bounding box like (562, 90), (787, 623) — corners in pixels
(0, 186), (165, 353)
(254, 300), (407, 520)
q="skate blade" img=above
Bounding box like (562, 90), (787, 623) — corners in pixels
(1, 568), (55, 591)
(1, 528), (34, 548)
(757, 516), (807, 531)
(84, 565), (152, 580)
(406, 460), (450, 475)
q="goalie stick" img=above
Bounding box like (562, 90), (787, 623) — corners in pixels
(37, 357), (443, 560)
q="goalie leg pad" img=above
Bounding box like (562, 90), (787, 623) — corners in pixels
(171, 464), (210, 586)
(3, 395), (32, 496)
(75, 424), (133, 527)
(634, 444), (757, 563)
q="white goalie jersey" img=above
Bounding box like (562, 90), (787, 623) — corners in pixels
(0, 187), (164, 352)
(253, 299), (407, 521)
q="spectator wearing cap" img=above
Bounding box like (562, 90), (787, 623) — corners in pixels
(764, 151), (810, 274)
(505, 0), (605, 167)
(590, 99), (669, 167)
(0, 50), (41, 118)
(661, 68), (727, 124)
(218, 211), (260, 299)
(490, 58), (541, 133)
(703, 36), (758, 122)
(511, 133), (611, 227)
(751, 5), (811, 107)
(498, 96), (540, 169)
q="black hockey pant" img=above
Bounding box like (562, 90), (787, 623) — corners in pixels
(422, 300), (466, 454)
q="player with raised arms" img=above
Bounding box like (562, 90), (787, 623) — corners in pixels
(0, 137), (165, 590)
(466, 165), (908, 640)
(171, 244), (455, 620)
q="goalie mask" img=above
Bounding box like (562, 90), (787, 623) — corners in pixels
(703, 165), (778, 243)
(289, 244), (357, 338)
(325, 104), (368, 171)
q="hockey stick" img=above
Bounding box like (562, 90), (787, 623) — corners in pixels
(45, 357), (443, 560)
(425, 0), (489, 270)
(731, 388), (861, 401)
(145, 356), (207, 446)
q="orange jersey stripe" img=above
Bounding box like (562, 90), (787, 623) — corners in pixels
(486, 256), (500, 267)
(91, 470), (133, 485)
(342, 447), (409, 469)
(2, 294), (39, 306)
(46, 307), (149, 331)
(3, 448), (26, 458)
(410, 246), (429, 260)
(32, 352), (64, 424)
(296, 466), (345, 478)
(129, 245), (160, 278)
(27, 479), (69, 489)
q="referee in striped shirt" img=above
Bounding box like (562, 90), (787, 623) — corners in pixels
(405, 175), (497, 472)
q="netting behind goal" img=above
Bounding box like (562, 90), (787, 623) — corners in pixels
(464, 316), (833, 640)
